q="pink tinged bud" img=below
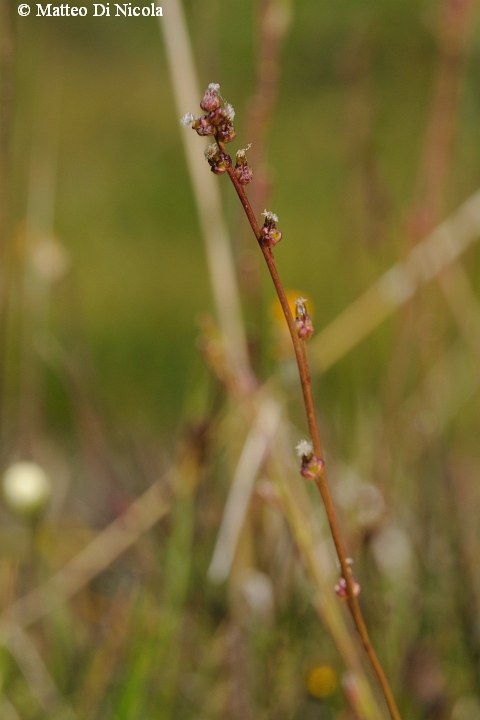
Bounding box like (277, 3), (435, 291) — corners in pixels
(234, 145), (253, 185)
(295, 314), (314, 341)
(234, 164), (253, 185)
(205, 145), (232, 175)
(334, 576), (361, 600)
(200, 87), (221, 113)
(294, 298), (313, 339)
(217, 124), (237, 143)
(211, 158), (229, 175)
(192, 116), (215, 136)
(260, 210), (282, 248)
(334, 578), (348, 599)
(208, 108), (227, 126)
(260, 225), (282, 248)
(300, 454), (324, 480)
(208, 102), (235, 127)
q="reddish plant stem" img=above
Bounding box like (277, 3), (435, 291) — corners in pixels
(218, 141), (401, 720)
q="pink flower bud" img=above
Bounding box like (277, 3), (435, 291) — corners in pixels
(234, 145), (253, 185)
(260, 209), (282, 248)
(300, 454), (324, 480)
(200, 84), (221, 113)
(294, 298), (314, 340)
(211, 158), (229, 175)
(234, 165), (253, 185)
(208, 108), (227, 126)
(295, 314), (314, 341)
(204, 143), (231, 175)
(260, 226), (282, 248)
(335, 576), (361, 599)
(192, 115), (215, 136)
(217, 123), (237, 143)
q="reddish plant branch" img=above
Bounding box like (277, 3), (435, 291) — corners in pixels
(218, 138), (401, 720)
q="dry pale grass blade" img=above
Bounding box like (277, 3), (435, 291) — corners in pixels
(1, 622), (77, 719)
(0, 0), (15, 254)
(0, 697), (21, 720)
(18, 80), (63, 456)
(399, 339), (480, 459)
(0, 473), (171, 630)
(0, 0), (15, 417)
(158, 0), (251, 385)
(311, 189), (480, 372)
(439, 262), (480, 359)
(208, 397), (282, 584)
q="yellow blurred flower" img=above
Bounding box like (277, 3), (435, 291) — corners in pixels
(305, 665), (338, 699)
(270, 289), (313, 328)
(270, 290), (313, 359)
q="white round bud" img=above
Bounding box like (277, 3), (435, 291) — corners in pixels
(2, 462), (52, 516)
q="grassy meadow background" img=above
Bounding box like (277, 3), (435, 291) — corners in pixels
(2, 0), (480, 717)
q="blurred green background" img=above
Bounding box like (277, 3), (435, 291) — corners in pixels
(2, 0), (480, 718)
(12, 0), (480, 435)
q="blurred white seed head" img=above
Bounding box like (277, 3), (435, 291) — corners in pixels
(296, 439), (313, 458)
(236, 143), (252, 164)
(180, 112), (196, 127)
(204, 143), (219, 160)
(262, 210), (278, 224)
(2, 462), (52, 516)
(207, 82), (220, 92)
(295, 297), (308, 317)
(224, 102), (235, 121)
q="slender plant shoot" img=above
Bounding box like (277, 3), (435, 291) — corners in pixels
(182, 83), (402, 720)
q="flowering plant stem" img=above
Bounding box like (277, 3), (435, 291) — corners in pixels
(217, 138), (402, 720)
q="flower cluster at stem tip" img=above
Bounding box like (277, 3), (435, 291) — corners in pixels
(181, 84), (256, 188)
(295, 439), (324, 480)
(182, 84), (284, 249)
(181, 83), (237, 143)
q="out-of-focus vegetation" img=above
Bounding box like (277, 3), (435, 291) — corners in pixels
(1, 0), (480, 718)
